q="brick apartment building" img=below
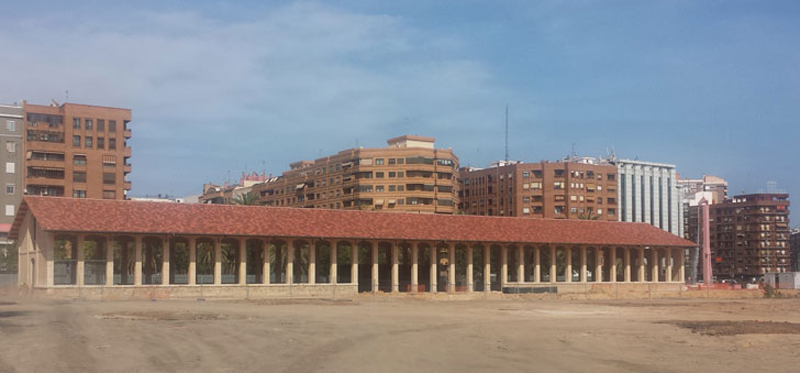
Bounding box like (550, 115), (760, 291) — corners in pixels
(0, 104), (24, 245)
(710, 193), (791, 280)
(23, 102), (132, 199)
(458, 159), (618, 220)
(251, 135), (459, 213)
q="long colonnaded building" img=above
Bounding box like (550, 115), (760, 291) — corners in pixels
(12, 196), (695, 299)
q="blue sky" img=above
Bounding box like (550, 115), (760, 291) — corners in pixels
(1, 1), (798, 224)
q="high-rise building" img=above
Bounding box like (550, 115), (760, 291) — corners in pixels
(710, 193), (790, 280)
(791, 228), (800, 272)
(457, 158), (618, 220)
(678, 175), (728, 281)
(23, 102), (132, 199)
(612, 159), (683, 237)
(251, 135), (459, 213)
(0, 104), (24, 245)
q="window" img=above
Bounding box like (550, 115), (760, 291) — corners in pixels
(376, 185), (385, 192)
(533, 206), (543, 214)
(5, 141), (15, 153)
(103, 191), (116, 199)
(554, 206), (565, 214)
(73, 190), (86, 198)
(73, 135), (81, 148)
(85, 119), (93, 130)
(109, 138), (116, 150)
(103, 172), (115, 185)
(85, 137), (93, 148)
(607, 174), (615, 181)
(6, 120), (15, 132)
(6, 184), (14, 195)
(607, 208), (616, 216)
(375, 158), (384, 165)
(397, 185), (405, 192)
(522, 171), (530, 178)
(109, 120), (116, 132)
(389, 185), (396, 192)
(554, 181), (565, 189)
(530, 182), (542, 190)
(73, 118), (81, 129)
(5, 162), (14, 174)
(97, 137), (105, 149)
(554, 169), (565, 177)
(388, 172), (396, 178)
(73, 155), (87, 165)
(97, 119), (105, 132)
(522, 196), (530, 203)
(388, 158), (396, 165)
(5, 204), (13, 216)
(73, 171), (87, 183)
(375, 172), (384, 178)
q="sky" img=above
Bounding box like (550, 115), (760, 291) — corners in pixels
(1, 1), (798, 224)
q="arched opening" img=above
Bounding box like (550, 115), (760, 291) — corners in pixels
(53, 235), (77, 285)
(112, 236), (134, 285)
(83, 235), (107, 285)
(472, 244), (485, 292)
(169, 237), (189, 284)
(335, 241), (353, 284)
(220, 238), (240, 284)
(315, 240), (332, 284)
(269, 240), (288, 284)
(196, 238), (215, 284)
(357, 242), (372, 292)
(142, 237), (163, 285)
(246, 239), (264, 284)
(489, 244), (502, 291)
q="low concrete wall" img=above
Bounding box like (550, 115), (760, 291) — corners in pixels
(27, 284), (359, 300)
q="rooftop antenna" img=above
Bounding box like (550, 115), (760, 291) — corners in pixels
(571, 143), (578, 159)
(504, 105), (509, 162)
(65, 90), (69, 102)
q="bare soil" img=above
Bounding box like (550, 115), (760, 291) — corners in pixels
(1, 294), (800, 373)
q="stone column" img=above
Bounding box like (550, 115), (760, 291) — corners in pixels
(678, 248), (686, 283)
(105, 236), (114, 286)
(565, 247), (572, 283)
(287, 239), (294, 285)
(500, 245), (508, 287)
(448, 244), (455, 293)
(651, 248), (659, 282)
(624, 247), (631, 283)
(638, 247), (646, 283)
(411, 243), (419, 293)
(609, 247), (617, 283)
(263, 240), (270, 285)
(188, 237), (197, 285)
(549, 246), (557, 283)
(214, 239), (222, 285)
(391, 244), (399, 293)
(134, 235), (143, 286)
(466, 245), (473, 292)
(483, 245), (490, 291)
(238, 238), (247, 285)
(430, 245), (438, 293)
(76, 234), (85, 286)
(330, 243), (337, 285)
(351, 242), (358, 285)
(665, 248), (673, 283)
(580, 247), (587, 283)
(309, 241), (316, 285)
(595, 248), (603, 283)
(534, 247), (541, 283)
(162, 238), (170, 285)
(518, 246), (525, 283)
(371, 244), (378, 293)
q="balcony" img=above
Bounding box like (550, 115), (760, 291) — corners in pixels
(124, 147), (132, 157)
(124, 181), (132, 190)
(124, 129), (132, 138)
(123, 164), (132, 173)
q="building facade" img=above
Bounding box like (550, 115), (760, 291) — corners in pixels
(23, 102), (132, 200)
(710, 193), (791, 280)
(458, 159), (618, 220)
(200, 172), (270, 204)
(614, 159), (683, 237)
(0, 104), (24, 242)
(12, 196), (693, 298)
(252, 135), (459, 214)
(791, 228), (800, 272)
(678, 175), (728, 282)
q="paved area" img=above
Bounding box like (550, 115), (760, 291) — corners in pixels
(1, 293), (799, 372)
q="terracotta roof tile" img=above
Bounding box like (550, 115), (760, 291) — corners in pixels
(10, 196), (696, 247)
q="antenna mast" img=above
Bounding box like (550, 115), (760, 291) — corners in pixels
(504, 105), (509, 162)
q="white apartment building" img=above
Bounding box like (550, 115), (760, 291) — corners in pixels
(613, 159), (683, 237)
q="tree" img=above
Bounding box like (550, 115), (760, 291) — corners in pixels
(231, 191), (259, 206)
(578, 211), (600, 220)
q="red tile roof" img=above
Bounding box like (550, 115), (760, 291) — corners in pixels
(10, 196), (696, 247)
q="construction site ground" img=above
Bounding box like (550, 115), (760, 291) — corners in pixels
(1, 292), (799, 372)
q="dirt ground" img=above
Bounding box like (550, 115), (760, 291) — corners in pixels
(1, 293), (800, 373)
